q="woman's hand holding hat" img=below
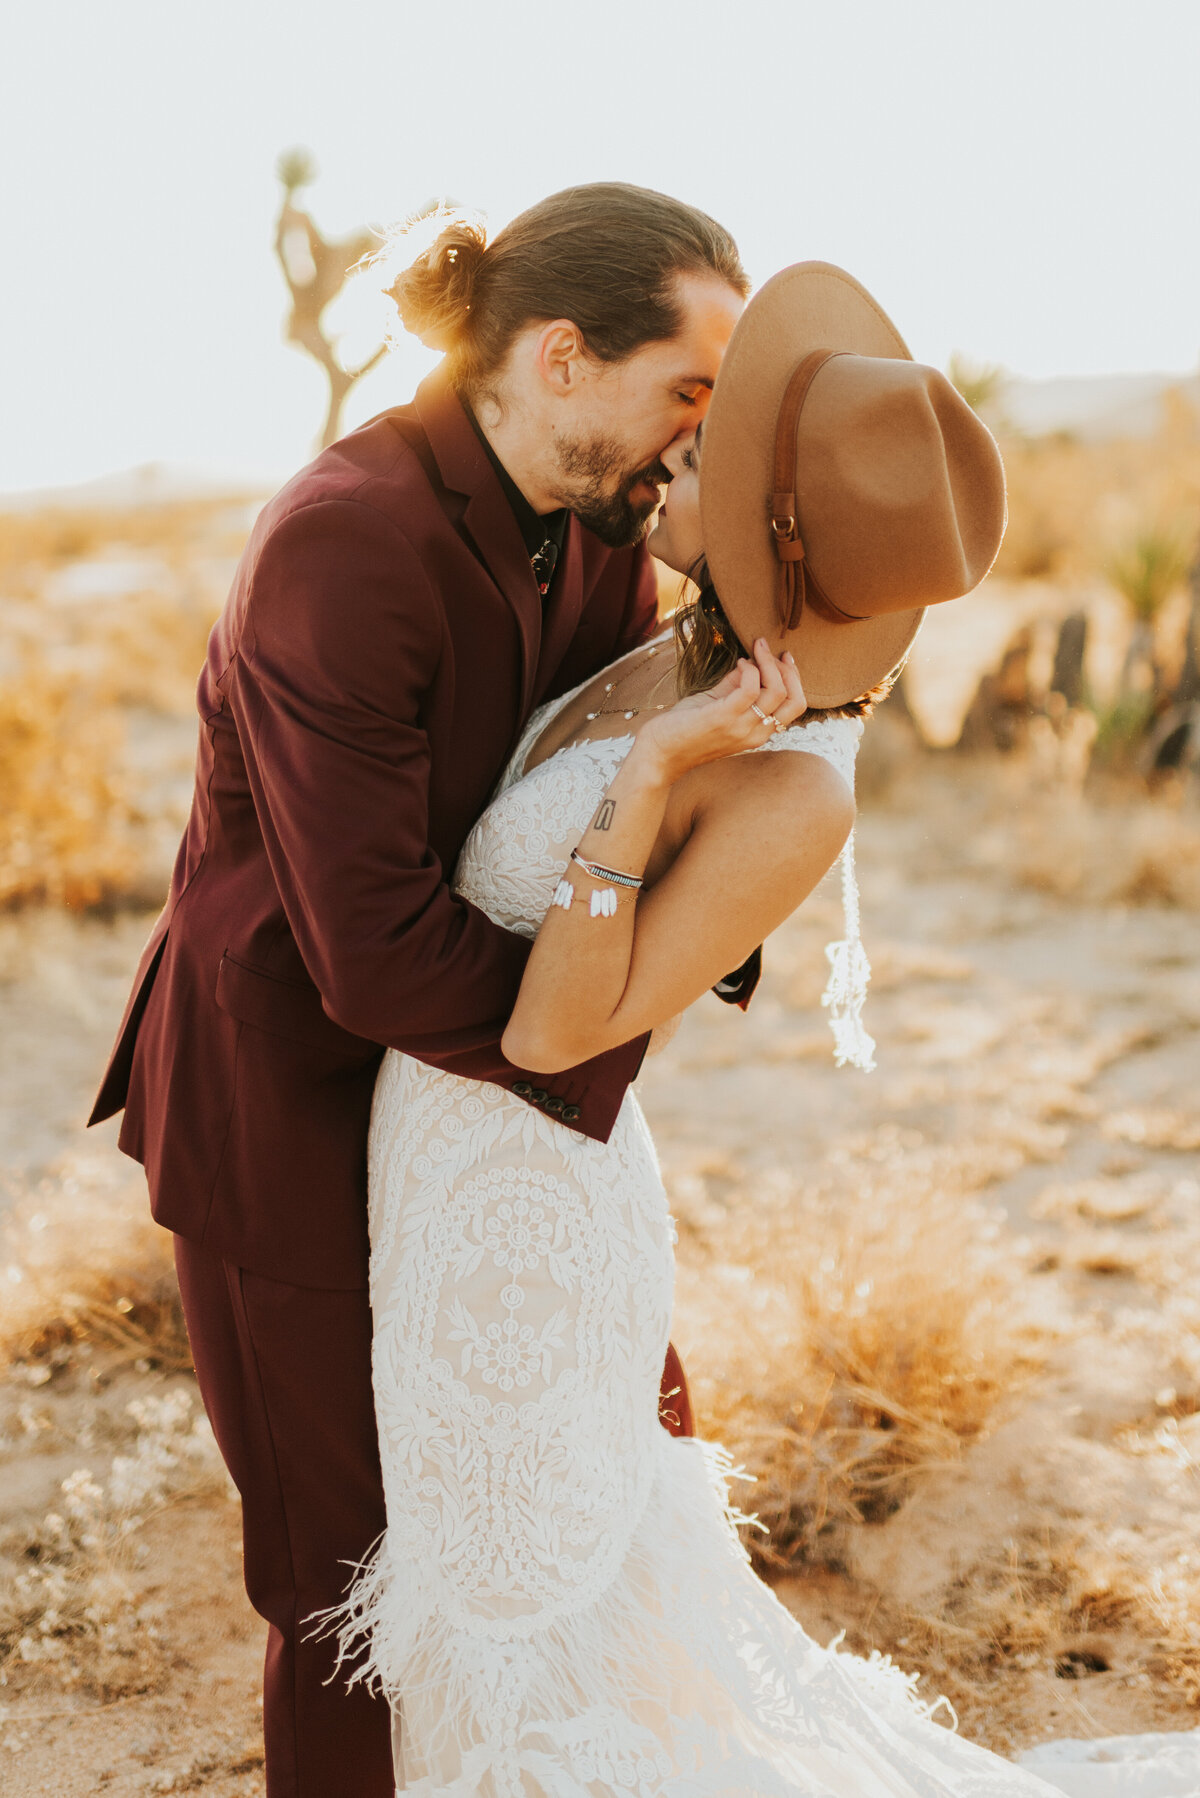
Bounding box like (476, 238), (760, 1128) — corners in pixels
(636, 640), (806, 786)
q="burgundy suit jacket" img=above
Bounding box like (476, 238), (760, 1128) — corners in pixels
(90, 370), (660, 1289)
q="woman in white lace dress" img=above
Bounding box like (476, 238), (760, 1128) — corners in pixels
(335, 267), (1064, 1796)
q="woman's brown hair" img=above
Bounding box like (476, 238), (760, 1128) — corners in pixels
(672, 567), (894, 720)
(385, 184), (748, 400)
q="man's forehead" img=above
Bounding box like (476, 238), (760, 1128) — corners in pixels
(668, 275), (745, 360)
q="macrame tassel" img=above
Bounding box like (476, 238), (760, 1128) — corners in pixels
(821, 830), (876, 1071)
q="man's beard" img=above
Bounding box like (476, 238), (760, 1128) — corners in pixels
(553, 432), (671, 549)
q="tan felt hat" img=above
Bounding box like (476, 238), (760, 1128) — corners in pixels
(699, 262), (1008, 708)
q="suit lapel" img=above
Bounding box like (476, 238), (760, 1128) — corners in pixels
(415, 370), (543, 718)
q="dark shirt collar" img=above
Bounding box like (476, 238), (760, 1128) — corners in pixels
(463, 400), (568, 563)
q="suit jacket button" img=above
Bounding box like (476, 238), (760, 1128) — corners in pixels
(512, 1081), (533, 1098)
(560, 1104), (581, 1123)
(543, 1094), (564, 1113)
(529, 1088), (549, 1105)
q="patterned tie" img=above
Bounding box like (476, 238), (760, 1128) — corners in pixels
(530, 540), (558, 597)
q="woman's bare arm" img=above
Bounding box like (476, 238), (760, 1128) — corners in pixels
(501, 647), (855, 1073)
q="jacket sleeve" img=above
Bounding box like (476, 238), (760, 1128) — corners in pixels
(233, 498), (645, 1131)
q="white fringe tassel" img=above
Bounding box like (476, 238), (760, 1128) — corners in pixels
(821, 830), (876, 1071)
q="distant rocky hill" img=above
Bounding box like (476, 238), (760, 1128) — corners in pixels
(3, 369), (1198, 512)
(0, 462), (278, 513)
(1000, 369), (1200, 441)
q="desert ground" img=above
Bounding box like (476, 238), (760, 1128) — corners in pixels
(2, 479), (1200, 1792)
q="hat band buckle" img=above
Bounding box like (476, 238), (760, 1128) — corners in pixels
(770, 349), (862, 630)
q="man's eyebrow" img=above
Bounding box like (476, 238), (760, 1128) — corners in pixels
(673, 375), (715, 391)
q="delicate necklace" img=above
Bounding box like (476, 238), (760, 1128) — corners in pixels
(584, 642), (676, 722)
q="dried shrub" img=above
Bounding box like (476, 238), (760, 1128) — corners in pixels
(0, 1390), (228, 1697)
(1011, 785), (1200, 909)
(1, 1191), (188, 1375)
(0, 494), (258, 912)
(994, 422), (1200, 588)
(851, 1524), (1155, 1738)
(2, 1243), (188, 1379)
(0, 670), (140, 908)
(0, 1188), (218, 1700)
(678, 1173), (1033, 1570)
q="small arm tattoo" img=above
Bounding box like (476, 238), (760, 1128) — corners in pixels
(594, 800), (616, 831)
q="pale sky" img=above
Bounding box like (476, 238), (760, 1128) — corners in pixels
(3, 0), (1198, 493)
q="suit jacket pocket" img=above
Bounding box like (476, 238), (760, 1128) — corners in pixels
(215, 954), (375, 1060)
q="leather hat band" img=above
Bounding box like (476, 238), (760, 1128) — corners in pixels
(770, 349), (862, 630)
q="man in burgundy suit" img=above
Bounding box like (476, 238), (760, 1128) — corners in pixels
(91, 183), (747, 1795)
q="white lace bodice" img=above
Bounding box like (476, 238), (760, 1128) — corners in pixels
(453, 672), (874, 1067)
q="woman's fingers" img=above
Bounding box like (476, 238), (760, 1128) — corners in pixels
(751, 639), (787, 714)
(706, 665), (746, 701)
(696, 646), (807, 751)
(777, 651), (808, 723)
(742, 639), (808, 731)
(734, 659), (769, 724)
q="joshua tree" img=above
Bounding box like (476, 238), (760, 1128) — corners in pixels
(1107, 527), (1193, 703)
(1144, 544), (1200, 778)
(1176, 551), (1200, 707)
(946, 353), (1007, 423)
(1049, 610), (1089, 709)
(274, 149), (387, 449)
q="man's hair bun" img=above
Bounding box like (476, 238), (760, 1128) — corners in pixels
(385, 212), (487, 352)
(377, 183), (747, 397)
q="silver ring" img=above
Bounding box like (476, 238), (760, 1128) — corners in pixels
(750, 703), (771, 725)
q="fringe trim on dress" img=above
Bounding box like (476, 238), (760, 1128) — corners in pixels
(311, 1436), (1050, 1798)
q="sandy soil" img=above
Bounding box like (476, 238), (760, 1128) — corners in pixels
(2, 736), (1199, 1788)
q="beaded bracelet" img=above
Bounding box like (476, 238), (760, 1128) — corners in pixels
(569, 849), (644, 891)
(550, 849), (645, 919)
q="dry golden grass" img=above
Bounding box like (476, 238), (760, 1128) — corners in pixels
(853, 1526), (1157, 1735)
(0, 672), (140, 908)
(0, 1382), (228, 1698)
(1009, 779), (1200, 909)
(0, 1193), (214, 1698)
(864, 738), (1200, 911)
(0, 495), (254, 908)
(846, 1468), (1200, 1734)
(678, 1173), (1036, 1570)
(994, 405), (1200, 585)
(0, 497), (256, 588)
(676, 1163), (1200, 1730)
(0, 1198), (188, 1376)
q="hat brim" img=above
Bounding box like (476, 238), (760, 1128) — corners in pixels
(700, 262), (920, 709)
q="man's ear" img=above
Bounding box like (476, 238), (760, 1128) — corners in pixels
(533, 319), (588, 397)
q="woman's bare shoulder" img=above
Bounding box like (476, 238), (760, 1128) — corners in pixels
(677, 733), (855, 819)
(651, 736), (855, 884)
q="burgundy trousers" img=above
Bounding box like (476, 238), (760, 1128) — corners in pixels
(174, 1238), (394, 1797)
(175, 1237), (694, 1798)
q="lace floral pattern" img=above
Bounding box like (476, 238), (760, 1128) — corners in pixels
(332, 689), (1058, 1797)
